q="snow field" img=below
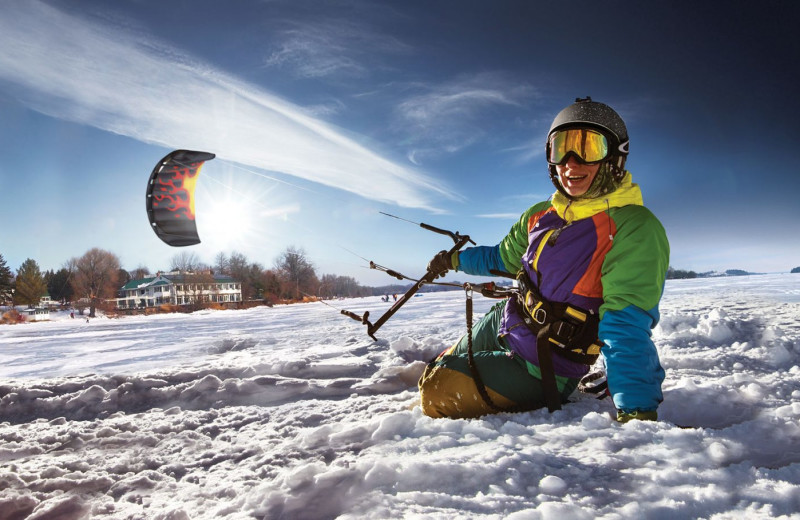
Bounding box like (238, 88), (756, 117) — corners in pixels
(0, 274), (799, 519)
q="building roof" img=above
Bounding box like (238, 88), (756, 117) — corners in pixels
(121, 277), (157, 290)
(121, 273), (238, 290)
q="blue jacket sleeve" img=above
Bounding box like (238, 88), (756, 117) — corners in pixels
(455, 245), (505, 276)
(599, 305), (665, 413)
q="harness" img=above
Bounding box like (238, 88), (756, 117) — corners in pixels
(475, 269), (603, 413)
(515, 271), (602, 363)
(514, 270), (603, 412)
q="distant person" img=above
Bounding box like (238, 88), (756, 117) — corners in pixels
(420, 97), (669, 423)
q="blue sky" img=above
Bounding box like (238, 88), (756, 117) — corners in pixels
(1, 1), (798, 286)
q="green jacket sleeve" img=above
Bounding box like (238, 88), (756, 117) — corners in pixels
(600, 205), (670, 319)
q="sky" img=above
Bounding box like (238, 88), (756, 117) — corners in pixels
(1, 274), (799, 517)
(1, 0), (799, 286)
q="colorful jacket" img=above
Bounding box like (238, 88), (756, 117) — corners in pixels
(455, 172), (668, 413)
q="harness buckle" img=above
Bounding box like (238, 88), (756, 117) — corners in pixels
(554, 320), (576, 340)
(532, 305), (547, 325)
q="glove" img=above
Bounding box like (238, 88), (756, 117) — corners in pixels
(578, 370), (609, 399)
(616, 410), (658, 423)
(427, 250), (453, 278)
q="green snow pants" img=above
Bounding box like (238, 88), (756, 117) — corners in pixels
(419, 300), (578, 419)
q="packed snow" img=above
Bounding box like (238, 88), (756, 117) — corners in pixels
(1, 274), (799, 519)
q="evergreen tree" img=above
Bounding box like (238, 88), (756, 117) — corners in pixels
(47, 268), (74, 303)
(15, 258), (47, 307)
(0, 253), (13, 304)
(666, 266), (698, 279)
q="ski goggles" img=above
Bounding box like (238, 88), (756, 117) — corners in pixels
(547, 128), (609, 165)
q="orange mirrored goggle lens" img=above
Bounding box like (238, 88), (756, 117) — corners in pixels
(547, 128), (609, 165)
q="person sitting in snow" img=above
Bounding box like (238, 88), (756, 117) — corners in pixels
(419, 97), (669, 423)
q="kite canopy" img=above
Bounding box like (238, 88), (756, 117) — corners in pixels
(146, 149), (215, 247)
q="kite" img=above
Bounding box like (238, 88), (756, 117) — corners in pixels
(146, 149), (215, 247)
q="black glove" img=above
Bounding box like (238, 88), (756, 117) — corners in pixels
(578, 369), (609, 399)
(427, 250), (453, 277)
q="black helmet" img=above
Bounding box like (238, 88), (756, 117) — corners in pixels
(548, 97), (628, 150)
(547, 97), (629, 198)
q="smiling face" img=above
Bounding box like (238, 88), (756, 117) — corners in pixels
(555, 155), (601, 198)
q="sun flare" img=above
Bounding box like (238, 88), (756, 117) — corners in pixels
(192, 166), (301, 255)
(198, 196), (253, 247)
(193, 173), (263, 250)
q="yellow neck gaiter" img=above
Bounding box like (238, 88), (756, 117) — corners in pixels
(551, 171), (643, 222)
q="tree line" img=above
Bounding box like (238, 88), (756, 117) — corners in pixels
(666, 266), (699, 279)
(0, 246), (374, 317)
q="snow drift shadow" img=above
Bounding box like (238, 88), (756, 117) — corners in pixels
(0, 341), (425, 425)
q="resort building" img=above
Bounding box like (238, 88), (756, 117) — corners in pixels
(117, 272), (242, 310)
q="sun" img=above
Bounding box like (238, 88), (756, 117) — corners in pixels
(200, 196), (253, 245)
(194, 176), (260, 250)
(191, 164), (295, 255)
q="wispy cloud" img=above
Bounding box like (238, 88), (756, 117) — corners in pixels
(501, 139), (544, 165)
(0, 2), (455, 211)
(263, 18), (411, 79)
(394, 73), (538, 163)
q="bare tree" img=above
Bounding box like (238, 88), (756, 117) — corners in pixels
(319, 274), (368, 298)
(228, 251), (248, 275)
(70, 248), (121, 317)
(226, 252), (257, 300)
(213, 252), (230, 275)
(259, 269), (281, 304)
(170, 251), (201, 273)
(274, 246), (318, 300)
(117, 268), (131, 287)
(130, 265), (151, 280)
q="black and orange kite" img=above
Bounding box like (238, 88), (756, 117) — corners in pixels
(146, 149), (215, 247)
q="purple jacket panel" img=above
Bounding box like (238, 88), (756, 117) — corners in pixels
(498, 211), (603, 379)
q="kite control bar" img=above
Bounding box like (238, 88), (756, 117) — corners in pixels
(341, 215), (475, 340)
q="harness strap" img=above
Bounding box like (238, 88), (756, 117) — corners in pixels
(515, 270), (603, 413)
(536, 329), (563, 412)
(464, 287), (533, 415)
(464, 289), (505, 412)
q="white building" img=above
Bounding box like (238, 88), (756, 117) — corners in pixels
(117, 272), (242, 310)
(39, 294), (58, 308)
(23, 308), (50, 321)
